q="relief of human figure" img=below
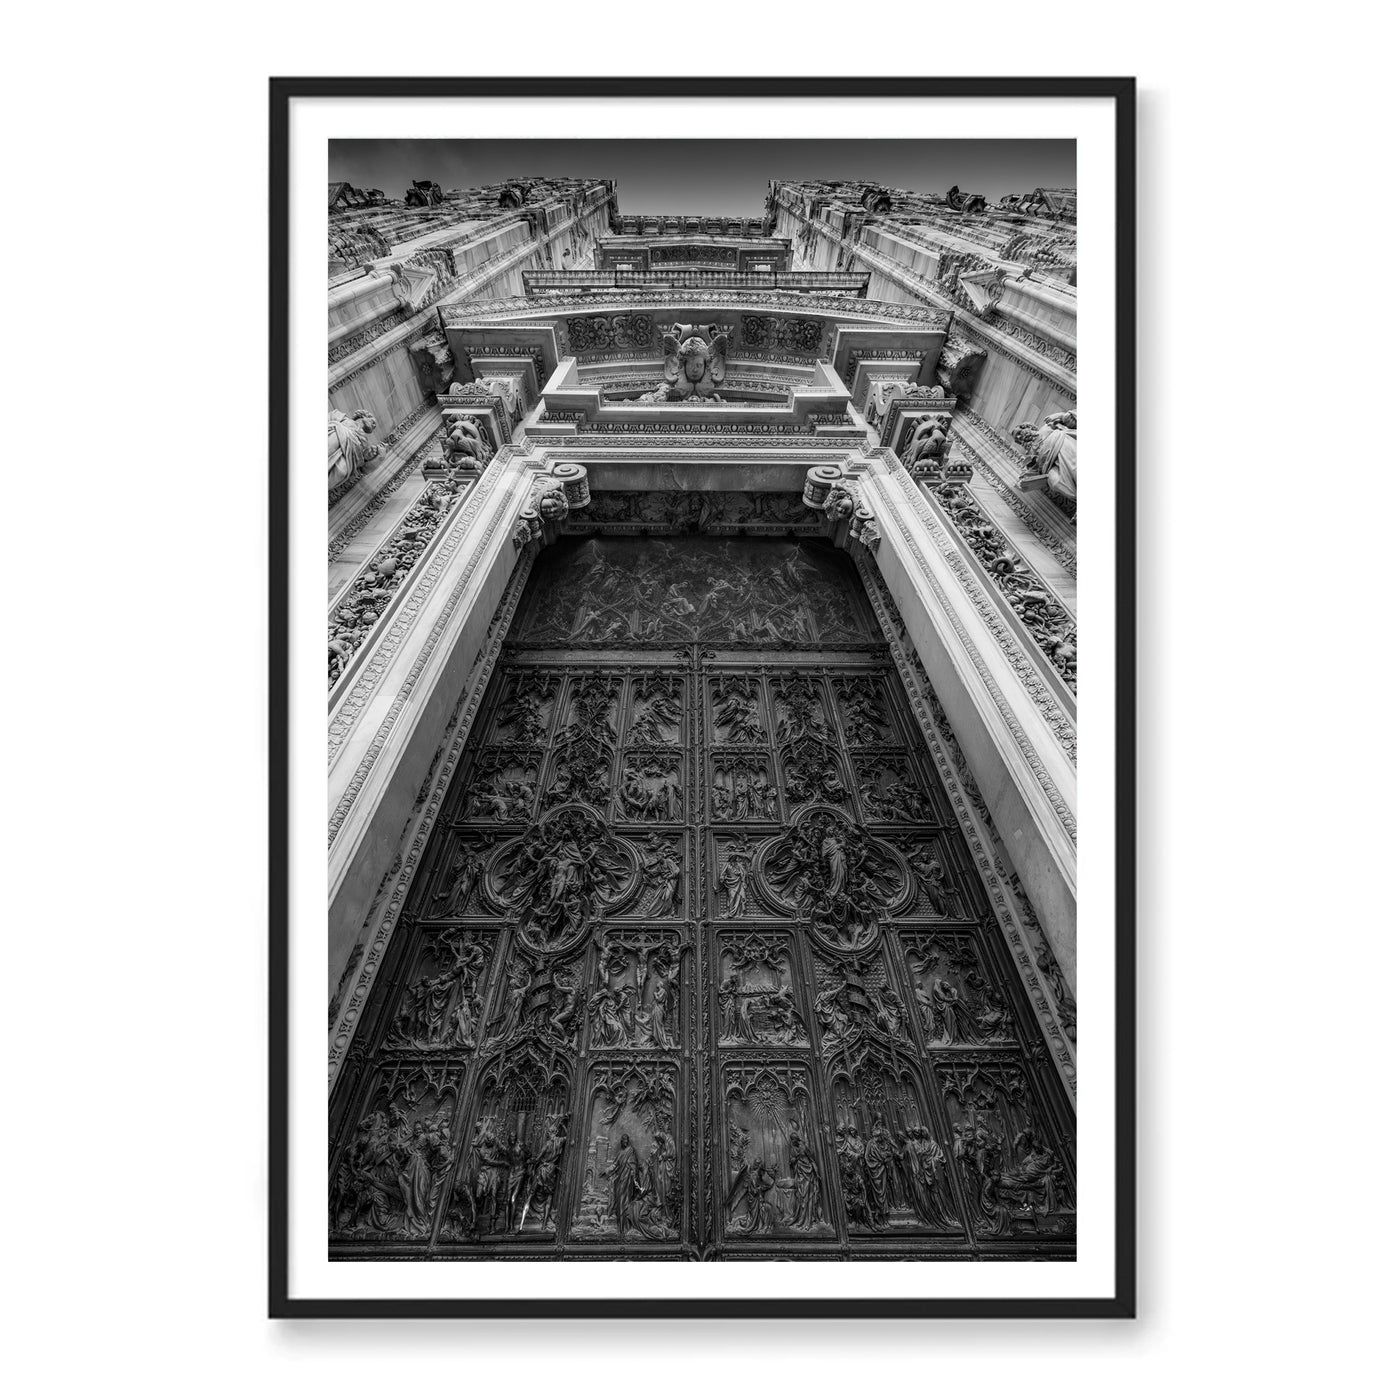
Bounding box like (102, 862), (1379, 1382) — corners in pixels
(821, 827), (849, 897)
(646, 1132), (678, 1230)
(726, 1154), (777, 1234)
(470, 1122), (511, 1232)
(835, 1127), (873, 1230)
(785, 1131), (824, 1230)
(861, 1120), (901, 1226)
(768, 984), (804, 1044)
(548, 968), (582, 1043)
(953, 1116), (1065, 1228)
(603, 1132), (646, 1239)
(434, 843), (484, 917)
(718, 972), (741, 1042)
(520, 1114), (569, 1232)
(331, 1109), (397, 1234)
(840, 687), (887, 744)
(394, 967), (456, 1044)
(645, 949), (679, 1049)
(901, 1126), (961, 1229)
(639, 836), (682, 915)
(394, 1111), (452, 1235)
(588, 983), (628, 1047)
(713, 684), (764, 743)
(909, 844), (958, 918)
(495, 959), (532, 1042)
(922, 967), (978, 1043)
(716, 850), (749, 918)
(631, 684), (681, 744)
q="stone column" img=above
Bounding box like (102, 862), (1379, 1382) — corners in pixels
(326, 446), (542, 995)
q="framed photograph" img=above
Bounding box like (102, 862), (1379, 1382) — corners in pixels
(272, 77), (1135, 1318)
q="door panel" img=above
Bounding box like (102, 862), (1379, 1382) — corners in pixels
(330, 534), (1075, 1259)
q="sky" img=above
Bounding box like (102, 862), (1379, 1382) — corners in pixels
(329, 139), (1075, 215)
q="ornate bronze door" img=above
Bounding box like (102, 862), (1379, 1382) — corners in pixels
(330, 532), (1075, 1258)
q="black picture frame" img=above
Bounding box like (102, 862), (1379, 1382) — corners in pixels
(271, 75), (1136, 1319)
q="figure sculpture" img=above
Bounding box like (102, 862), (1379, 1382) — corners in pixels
(638, 323), (731, 402)
(444, 416), (491, 466)
(902, 412), (953, 472)
(1013, 411), (1078, 502)
(328, 408), (381, 490)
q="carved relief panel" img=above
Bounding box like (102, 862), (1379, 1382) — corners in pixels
(330, 535), (1074, 1259)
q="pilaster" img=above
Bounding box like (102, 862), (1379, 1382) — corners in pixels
(326, 448), (544, 990)
(828, 451), (1079, 990)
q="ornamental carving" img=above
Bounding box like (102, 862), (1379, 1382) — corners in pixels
(932, 480), (1077, 690)
(565, 312), (655, 354)
(935, 335), (987, 397)
(717, 933), (808, 1047)
(901, 412), (954, 473)
(328, 471), (468, 686)
(739, 314), (825, 355)
(484, 805), (638, 954)
(942, 1064), (1074, 1237)
(518, 537), (876, 647)
(1013, 411), (1078, 503)
(409, 327), (455, 396)
(758, 806), (904, 951)
(634, 323), (732, 402)
(388, 930), (492, 1050)
(802, 470), (881, 553)
(330, 537), (1074, 1259)
(723, 1065), (830, 1238)
(903, 933), (1013, 1047)
(573, 1063), (680, 1240)
(327, 407), (381, 491)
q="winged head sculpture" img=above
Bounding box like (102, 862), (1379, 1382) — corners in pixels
(644, 322), (731, 402)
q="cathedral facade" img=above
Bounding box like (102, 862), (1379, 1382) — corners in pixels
(325, 172), (1080, 1260)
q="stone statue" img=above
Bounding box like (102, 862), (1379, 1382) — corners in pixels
(902, 412), (953, 471)
(1013, 412), (1078, 501)
(641, 323), (731, 402)
(444, 415), (491, 466)
(328, 408), (381, 490)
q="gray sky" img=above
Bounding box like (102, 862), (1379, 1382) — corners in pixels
(330, 139), (1074, 215)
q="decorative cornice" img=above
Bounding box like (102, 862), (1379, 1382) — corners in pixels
(985, 313), (1077, 373)
(445, 287), (949, 331)
(954, 315), (1076, 399)
(329, 309), (412, 364)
